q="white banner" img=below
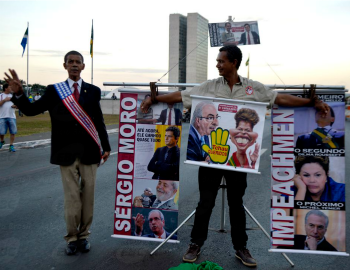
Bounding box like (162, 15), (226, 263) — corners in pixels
(184, 95), (267, 174)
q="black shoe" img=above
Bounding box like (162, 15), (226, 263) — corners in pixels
(182, 243), (201, 263)
(65, 241), (78, 255)
(235, 248), (257, 267)
(78, 239), (91, 253)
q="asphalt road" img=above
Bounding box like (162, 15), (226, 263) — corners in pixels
(1, 122), (349, 270)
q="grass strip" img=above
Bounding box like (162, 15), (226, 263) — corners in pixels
(2, 113), (119, 138)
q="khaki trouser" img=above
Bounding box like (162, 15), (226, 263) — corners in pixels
(60, 159), (98, 243)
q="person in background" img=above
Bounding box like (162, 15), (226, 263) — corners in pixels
(0, 83), (17, 152)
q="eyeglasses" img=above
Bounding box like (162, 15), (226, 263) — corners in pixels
(199, 115), (221, 122)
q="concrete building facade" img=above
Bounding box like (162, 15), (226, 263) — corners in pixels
(168, 13), (208, 85)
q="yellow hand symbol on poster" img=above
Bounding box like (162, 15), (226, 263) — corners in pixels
(202, 128), (230, 164)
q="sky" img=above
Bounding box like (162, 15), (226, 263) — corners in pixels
(0, 0), (349, 93)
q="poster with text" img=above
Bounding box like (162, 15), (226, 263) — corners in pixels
(269, 91), (347, 255)
(208, 20), (260, 47)
(184, 96), (267, 174)
(112, 91), (182, 243)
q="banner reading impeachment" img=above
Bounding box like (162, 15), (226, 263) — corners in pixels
(269, 90), (348, 256)
(112, 90), (182, 243)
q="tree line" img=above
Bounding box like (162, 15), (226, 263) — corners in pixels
(0, 79), (47, 95)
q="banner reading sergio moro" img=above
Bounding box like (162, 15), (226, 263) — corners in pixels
(112, 90), (182, 243)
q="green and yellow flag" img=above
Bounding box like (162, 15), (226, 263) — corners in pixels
(90, 21), (93, 58)
(245, 56), (250, 66)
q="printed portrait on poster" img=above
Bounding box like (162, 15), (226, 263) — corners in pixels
(208, 20), (260, 47)
(186, 97), (267, 173)
(132, 179), (179, 211)
(270, 209), (346, 252)
(136, 93), (183, 125)
(134, 124), (182, 179)
(292, 156), (345, 208)
(131, 208), (178, 241)
(274, 209), (345, 252)
(294, 102), (345, 156)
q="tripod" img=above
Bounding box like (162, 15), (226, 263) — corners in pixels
(150, 178), (294, 267)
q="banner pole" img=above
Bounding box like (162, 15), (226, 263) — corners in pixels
(219, 178), (226, 232)
(27, 22), (29, 96)
(91, 19), (93, 85)
(150, 210), (196, 256)
(244, 205), (295, 267)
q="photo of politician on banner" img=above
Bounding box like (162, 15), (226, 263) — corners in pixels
(208, 20), (260, 47)
(185, 96), (267, 174)
(269, 92), (347, 256)
(113, 91), (181, 243)
(293, 102), (345, 156)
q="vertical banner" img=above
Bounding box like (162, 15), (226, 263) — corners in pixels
(208, 20), (260, 47)
(112, 90), (182, 243)
(269, 91), (348, 255)
(184, 96), (267, 174)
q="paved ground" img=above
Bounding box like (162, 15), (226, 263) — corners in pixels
(0, 122), (349, 270)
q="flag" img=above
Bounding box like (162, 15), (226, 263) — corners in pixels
(245, 57), (250, 66)
(21, 27), (28, 57)
(90, 22), (93, 58)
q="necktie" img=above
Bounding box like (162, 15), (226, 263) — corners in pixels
(168, 109), (172, 125)
(247, 32), (251, 44)
(164, 148), (169, 161)
(200, 136), (206, 157)
(73, 83), (80, 102)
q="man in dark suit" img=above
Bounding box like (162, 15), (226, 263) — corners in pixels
(148, 126), (180, 180)
(5, 51), (111, 255)
(239, 24), (260, 45)
(278, 210), (337, 251)
(296, 106), (344, 149)
(133, 210), (177, 240)
(157, 103), (182, 125)
(187, 101), (219, 161)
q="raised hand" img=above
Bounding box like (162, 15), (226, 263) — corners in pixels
(202, 128), (230, 164)
(132, 213), (145, 235)
(4, 69), (24, 95)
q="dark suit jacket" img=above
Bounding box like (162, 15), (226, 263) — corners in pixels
(147, 146), (180, 180)
(158, 108), (182, 125)
(142, 231), (177, 240)
(11, 81), (111, 166)
(187, 124), (209, 161)
(278, 235), (337, 251)
(239, 31), (260, 45)
(296, 129), (344, 149)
